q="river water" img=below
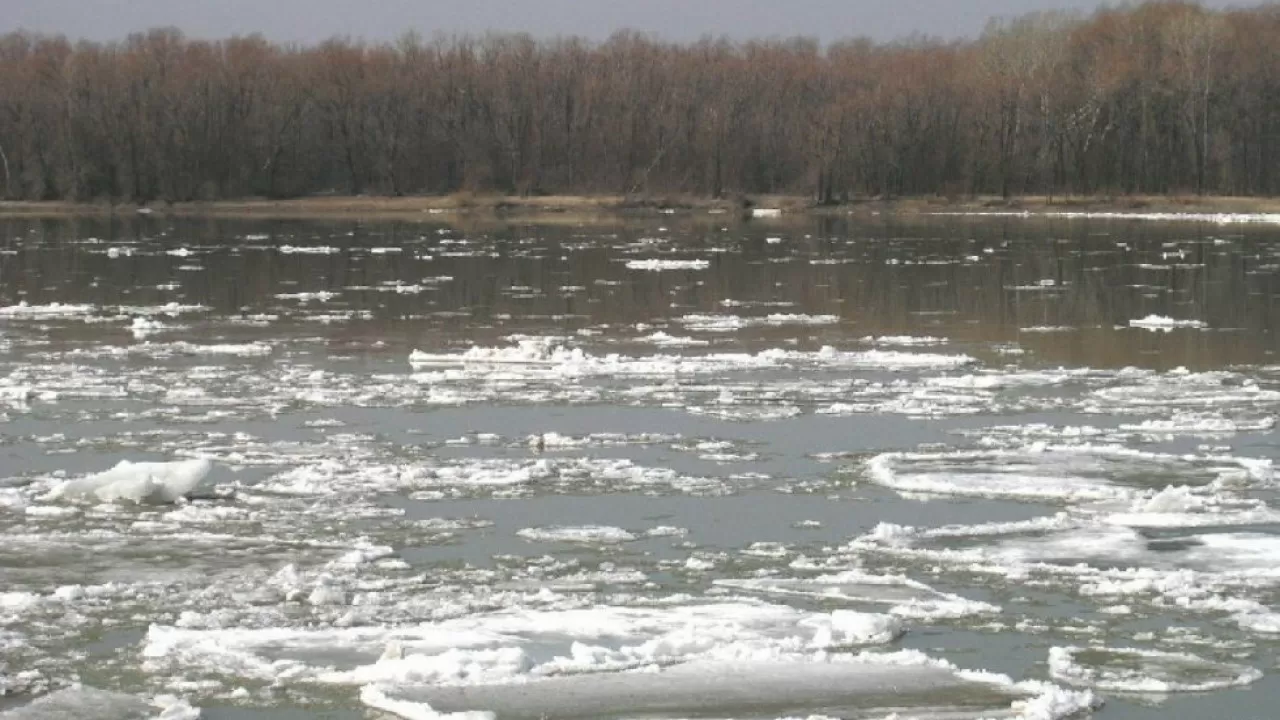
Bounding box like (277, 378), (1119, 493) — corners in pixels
(1, 214), (1279, 720)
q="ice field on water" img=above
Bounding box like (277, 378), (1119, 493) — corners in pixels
(2, 213), (1280, 720)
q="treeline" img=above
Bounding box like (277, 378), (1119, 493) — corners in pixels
(1, 1), (1278, 203)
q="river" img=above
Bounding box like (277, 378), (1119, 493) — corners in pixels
(1, 213), (1278, 719)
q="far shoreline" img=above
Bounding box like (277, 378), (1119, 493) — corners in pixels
(2, 194), (1280, 223)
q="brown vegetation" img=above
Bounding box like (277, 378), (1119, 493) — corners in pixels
(1, 2), (1277, 204)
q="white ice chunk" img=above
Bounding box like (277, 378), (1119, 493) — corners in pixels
(1129, 315), (1207, 332)
(516, 526), (637, 545)
(624, 259), (709, 271)
(678, 313), (839, 331)
(0, 303), (96, 319)
(46, 458), (214, 505)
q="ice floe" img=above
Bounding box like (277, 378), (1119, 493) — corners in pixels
(1048, 645), (1261, 693)
(45, 458), (215, 504)
(1129, 314), (1207, 331)
(0, 686), (199, 720)
(0, 303), (96, 319)
(678, 313), (840, 331)
(863, 443), (1272, 504)
(623, 259), (710, 271)
(143, 600), (1091, 719)
(713, 570), (999, 619)
(408, 339), (971, 380)
(516, 525), (637, 545)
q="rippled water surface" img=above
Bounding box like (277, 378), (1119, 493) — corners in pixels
(2, 214), (1280, 720)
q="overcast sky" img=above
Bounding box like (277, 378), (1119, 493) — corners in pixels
(2, 0), (1241, 44)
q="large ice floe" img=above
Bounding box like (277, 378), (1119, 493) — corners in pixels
(44, 459), (215, 504)
(861, 443), (1272, 504)
(1048, 646), (1262, 693)
(141, 600), (1093, 720)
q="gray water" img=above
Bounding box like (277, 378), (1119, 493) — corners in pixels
(1, 214), (1279, 720)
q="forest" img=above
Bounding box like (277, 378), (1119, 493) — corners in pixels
(0, 1), (1277, 203)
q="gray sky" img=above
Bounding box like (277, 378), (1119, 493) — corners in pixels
(2, 0), (1240, 44)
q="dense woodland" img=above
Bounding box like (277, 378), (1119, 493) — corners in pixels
(0, 1), (1278, 203)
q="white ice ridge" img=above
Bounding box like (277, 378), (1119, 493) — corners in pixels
(142, 602), (907, 687)
(713, 569), (1000, 619)
(0, 685), (200, 720)
(516, 525), (637, 544)
(45, 458), (214, 504)
(66, 341), (273, 359)
(145, 600), (1091, 720)
(1048, 646), (1262, 693)
(0, 302), (208, 321)
(623, 259), (710, 271)
(0, 302), (97, 319)
(635, 331), (709, 347)
(862, 443), (1272, 504)
(408, 338), (971, 377)
(360, 658), (1075, 720)
(1128, 314), (1207, 331)
(1086, 367), (1280, 412)
(361, 685), (494, 720)
(678, 313), (840, 331)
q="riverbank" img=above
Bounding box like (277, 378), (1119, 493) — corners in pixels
(3, 193), (1280, 222)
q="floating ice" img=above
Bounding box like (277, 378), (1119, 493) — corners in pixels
(67, 341), (272, 359)
(144, 598), (1088, 719)
(408, 339), (971, 380)
(277, 245), (340, 255)
(679, 314), (840, 331)
(1129, 315), (1207, 331)
(516, 526), (637, 545)
(130, 317), (169, 339)
(46, 458), (214, 504)
(361, 685), (494, 720)
(635, 331), (709, 347)
(623, 259), (710, 271)
(1119, 412), (1276, 437)
(143, 601), (911, 688)
(361, 658), (1031, 720)
(1048, 646), (1261, 693)
(862, 444), (1270, 504)
(1087, 369), (1280, 412)
(861, 335), (948, 347)
(0, 686), (197, 720)
(0, 303), (96, 319)
(925, 368), (1090, 391)
(715, 570), (999, 619)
